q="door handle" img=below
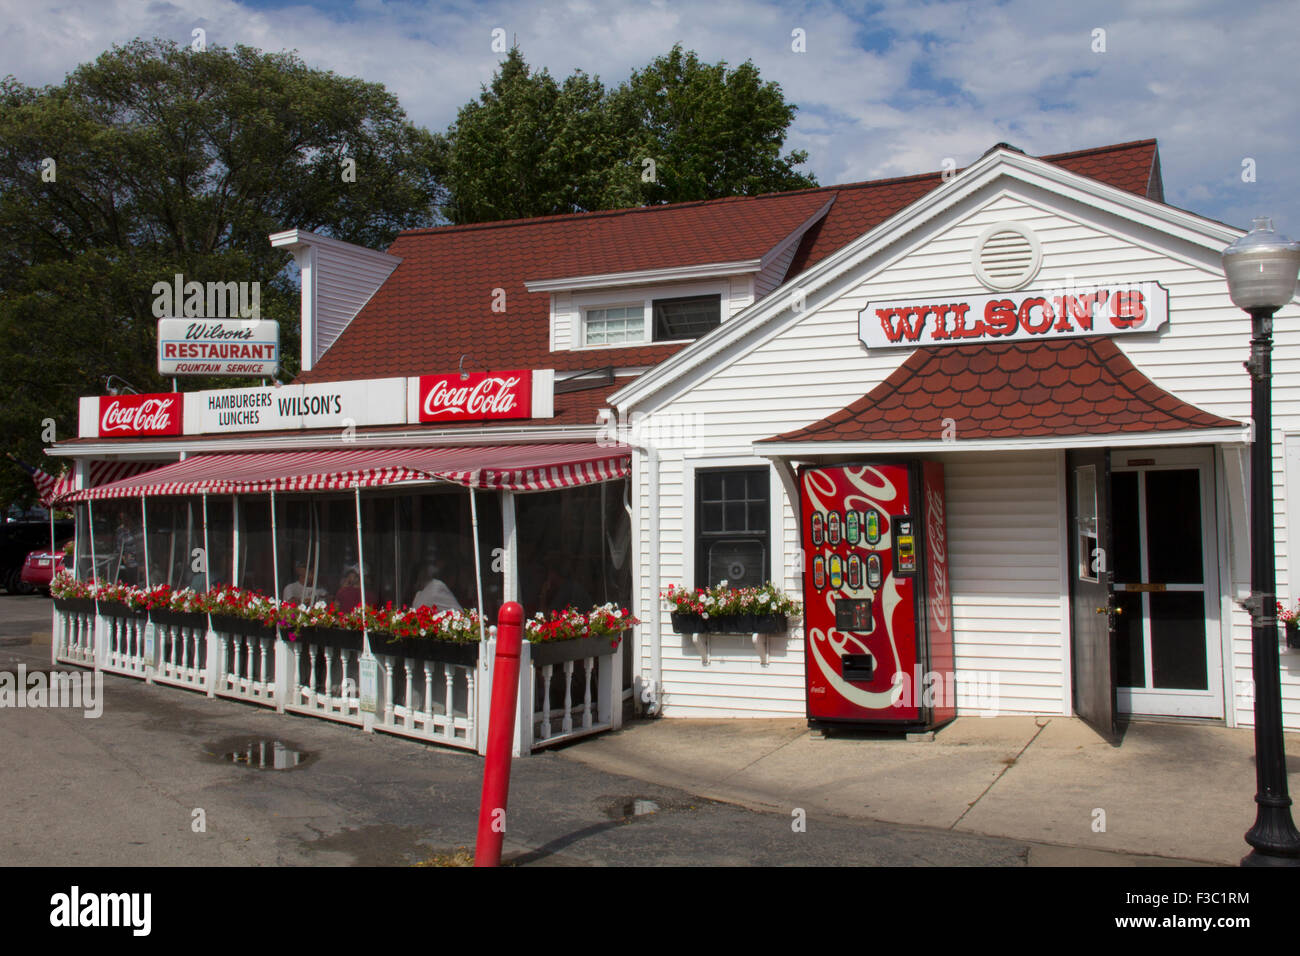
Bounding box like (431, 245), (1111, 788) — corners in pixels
(1095, 606), (1123, 614)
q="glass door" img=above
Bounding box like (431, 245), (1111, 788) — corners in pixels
(1111, 448), (1223, 719)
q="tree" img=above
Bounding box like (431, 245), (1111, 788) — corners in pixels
(440, 45), (816, 224)
(0, 38), (445, 504)
(611, 44), (817, 205)
(439, 48), (637, 224)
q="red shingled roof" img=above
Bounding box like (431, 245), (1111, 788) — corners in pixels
(761, 337), (1238, 444)
(299, 140), (1161, 386)
(787, 140), (1160, 275)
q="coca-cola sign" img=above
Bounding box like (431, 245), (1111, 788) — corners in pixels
(418, 371), (532, 423)
(98, 393), (183, 437)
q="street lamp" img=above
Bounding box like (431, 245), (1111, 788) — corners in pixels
(1222, 216), (1300, 866)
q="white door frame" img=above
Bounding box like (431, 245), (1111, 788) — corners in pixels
(1111, 446), (1224, 719)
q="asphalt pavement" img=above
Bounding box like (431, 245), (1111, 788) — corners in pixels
(1, 594), (1277, 866)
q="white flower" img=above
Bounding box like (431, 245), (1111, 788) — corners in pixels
(758, 594), (770, 605)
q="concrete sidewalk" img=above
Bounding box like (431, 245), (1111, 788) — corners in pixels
(556, 715), (1298, 864)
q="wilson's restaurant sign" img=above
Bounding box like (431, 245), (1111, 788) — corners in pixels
(859, 283), (1169, 350)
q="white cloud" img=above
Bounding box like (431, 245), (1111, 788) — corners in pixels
(0, 0), (1296, 231)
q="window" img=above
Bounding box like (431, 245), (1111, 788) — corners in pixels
(581, 293), (721, 347)
(653, 295), (721, 340)
(584, 305), (645, 345)
(695, 467), (769, 589)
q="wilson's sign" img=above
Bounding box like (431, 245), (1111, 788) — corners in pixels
(157, 318), (280, 377)
(859, 283), (1169, 350)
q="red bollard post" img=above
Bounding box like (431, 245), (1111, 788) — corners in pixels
(475, 601), (523, 867)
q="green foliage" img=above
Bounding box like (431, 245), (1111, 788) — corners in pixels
(441, 44), (816, 224)
(0, 38), (444, 504)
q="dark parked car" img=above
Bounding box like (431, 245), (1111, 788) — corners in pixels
(1, 520), (74, 594)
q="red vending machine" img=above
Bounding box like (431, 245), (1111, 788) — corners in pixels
(800, 461), (955, 731)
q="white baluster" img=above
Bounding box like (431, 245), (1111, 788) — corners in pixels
(442, 665), (454, 736)
(562, 661), (574, 734)
(379, 658), (392, 725)
(339, 649), (353, 712)
(582, 658), (594, 729)
(539, 664), (553, 740)
(465, 667), (476, 741)
(259, 638), (270, 695)
(323, 646), (333, 709)
(291, 641), (303, 702)
(423, 663), (434, 727)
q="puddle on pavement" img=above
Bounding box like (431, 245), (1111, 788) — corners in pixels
(604, 797), (664, 820)
(205, 736), (313, 771)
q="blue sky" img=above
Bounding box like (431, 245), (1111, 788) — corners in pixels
(2, 0), (1297, 234)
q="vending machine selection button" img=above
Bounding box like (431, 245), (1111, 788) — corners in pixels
(845, 510), (861, 545)
(827, 510), (842, 546)
(864, 509), (881, 545)
(811, 512), (824, 546)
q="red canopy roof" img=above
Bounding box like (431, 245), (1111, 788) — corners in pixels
(761, 338), (1240, 445)
(65, 445), (630, 501)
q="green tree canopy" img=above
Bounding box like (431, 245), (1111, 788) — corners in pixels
(440, 44), (816, 224)
(0, 38), (444, 504)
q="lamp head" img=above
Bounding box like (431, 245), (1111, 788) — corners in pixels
(1222, 217), (1300, 311)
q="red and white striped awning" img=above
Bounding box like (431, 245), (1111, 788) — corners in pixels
(50, 460), (167, 504)
(63, 445), (631, 501)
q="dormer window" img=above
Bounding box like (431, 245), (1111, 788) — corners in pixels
(581, 293), (722, 347)
(585, 305), (646, 345)
(653, 295), (722, 340)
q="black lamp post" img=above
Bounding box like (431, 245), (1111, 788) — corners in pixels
(1222, 216), (1300, 866)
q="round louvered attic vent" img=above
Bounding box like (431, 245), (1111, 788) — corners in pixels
(972, 222), (1042, 291)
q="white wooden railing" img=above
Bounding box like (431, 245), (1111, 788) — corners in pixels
(50, 608), (624, 755)
(370, 629), (488, 751)
(512, 640), (622, 754)
(212, 625), (277, 706)
(102, 612), (151, 678)
(153, 620), (209, 692)
(52, 604), (97, 667)
(287, 637), (363, 725)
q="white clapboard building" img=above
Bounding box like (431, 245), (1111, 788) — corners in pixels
(49, 138), (1300, 741)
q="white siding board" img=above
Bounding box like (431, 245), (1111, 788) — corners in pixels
(632, 184), (1300, 728)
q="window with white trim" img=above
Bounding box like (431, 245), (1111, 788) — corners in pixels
(581, 293), (722, 347)
(584, 305), (646, 345)
(695, 467), (770, 589)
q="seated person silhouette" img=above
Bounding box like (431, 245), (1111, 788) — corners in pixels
(334, 565), (364, 613)
(282, 560), (327, 604)
(411, 554), (461, 611)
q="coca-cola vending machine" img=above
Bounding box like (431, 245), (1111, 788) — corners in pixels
(800, 461), (955, 731)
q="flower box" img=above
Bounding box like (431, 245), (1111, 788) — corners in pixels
(208, 614), (276, 639)
(670, 613), (787, 634)
(528, 633), (622, 667)
(53, 597), (98, 615)
(293, 627), (364, 652)
(396, 637), (480, 667)
(97, 601), (146, 619)
(670, 612), (707, 634)
(149, 609), (209, 630)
